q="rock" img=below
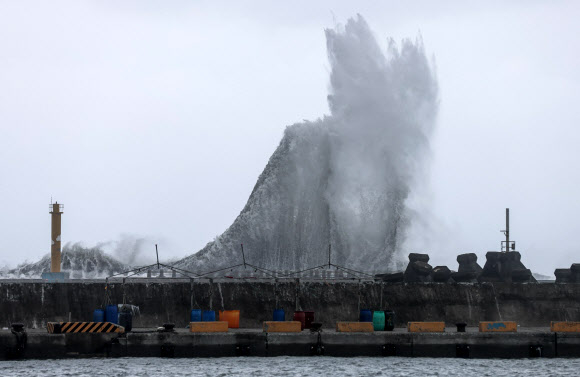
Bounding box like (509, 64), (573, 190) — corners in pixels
(454, 253), (482, 282)
(555, 269), (572, 283)
(570, 264), (580, 283)
(512, 269), (534, 283)
(457, 254), (482, 273)
(375, 272), (404, 282)
(479, 252), (510, 282)
(451, 271), (479, 283)
(432, 266), (451, 282)
(404, 261), (433, 282)
(479, 251), (536, 283)
(413, 261), (432, 274)
(553, 264), (580, 283)
(457, 253), (478, 264)
(408, 253), (430, 263)
(458, 262), (482, 274)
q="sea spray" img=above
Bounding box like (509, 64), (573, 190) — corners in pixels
(1, 234), (161, 278)
(176, 15), (438, 272)
(4, 242), (129, 278)
(3, 15), (439, 278)
(217, 282), (225, 311)
(324, 19), (438, 268)
(97, 234), (156, 266)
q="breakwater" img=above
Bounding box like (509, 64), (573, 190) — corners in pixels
(2, 327), (580, 359)
(1, 280), (579, 329)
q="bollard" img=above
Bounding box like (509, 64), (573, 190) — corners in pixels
(7, 323), (27, 359)
(385, 310), (396, 331)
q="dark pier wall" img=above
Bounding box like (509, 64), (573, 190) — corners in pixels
(0, 280), (579, 329)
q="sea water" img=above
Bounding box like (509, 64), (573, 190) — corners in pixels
(2, 357), (579, 376)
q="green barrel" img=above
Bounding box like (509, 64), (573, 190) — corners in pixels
(373, 310), (385, 331)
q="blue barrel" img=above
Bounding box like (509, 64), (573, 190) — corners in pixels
(273, 309), (285, 322)
(118, 311), (132, 332)
(93, 309), (105, 322)
(359, 309), (372, 322)
(202, 310), (216, 322)
(105, 304), (118, 324)
(191, 309), (202, 322)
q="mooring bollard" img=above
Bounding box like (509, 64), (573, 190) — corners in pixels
(162, 323), (175, 332)
(6, 323), (27, 359)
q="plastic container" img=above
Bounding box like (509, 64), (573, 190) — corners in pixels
(304, 311), (315, 329)
(372, 310), (385, 331)
(202, 310), (216, 322)
(385, 310), (396, 331)
(105, 304), (118, 324)
(93, 309), (105, 323)
(220, 310), (240, 328)
(273, 309), (285, 322)
(118, 311), (132, 332)
(190, 309), (202, 322)
(293, 311), (305, 330)
(359, 309), (372, 322)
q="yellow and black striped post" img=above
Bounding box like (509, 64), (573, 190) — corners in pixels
(47, 322), (125, 334)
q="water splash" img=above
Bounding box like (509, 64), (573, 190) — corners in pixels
(217, 282), (225, 311)
(176, 15), (438, 273)
(96, 234), (156, 266)
(466, 290), (472, 320)
(490, 284), (503, 321)
(2, 242), (129, 279)
(3, 15), (438, 277)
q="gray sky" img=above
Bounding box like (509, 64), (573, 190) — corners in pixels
(1, 1), (579, 275)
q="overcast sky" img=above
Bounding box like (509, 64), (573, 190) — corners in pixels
(1, 1), (579, 275)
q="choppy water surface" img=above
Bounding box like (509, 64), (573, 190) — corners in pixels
(2, 357), (579, 376)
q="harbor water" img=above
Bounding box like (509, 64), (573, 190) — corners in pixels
(2, 357), (579, 376)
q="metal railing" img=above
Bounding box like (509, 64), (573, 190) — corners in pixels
(107, 243), (377, 282)
(49, 204), (64, 212)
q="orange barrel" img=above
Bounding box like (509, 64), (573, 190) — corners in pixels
(219, 310), (240, 329)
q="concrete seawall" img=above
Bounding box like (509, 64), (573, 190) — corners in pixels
(2, 327), (580, 359)
(1, 279), (579, 328)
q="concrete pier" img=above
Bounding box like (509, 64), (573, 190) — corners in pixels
(1, 327), (579, 360)
(1, 279), (579, 359)
(2, 280), (580, 329)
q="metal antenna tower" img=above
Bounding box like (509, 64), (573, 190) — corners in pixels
(500, 208), (516, 252)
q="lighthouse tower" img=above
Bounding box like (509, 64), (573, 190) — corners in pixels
(41, 201), (69, 281)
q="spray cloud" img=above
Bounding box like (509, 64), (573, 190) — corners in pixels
(1, 15), (438, 277)
(176, 15), (439, 272)
(324, 16), (438, 267)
